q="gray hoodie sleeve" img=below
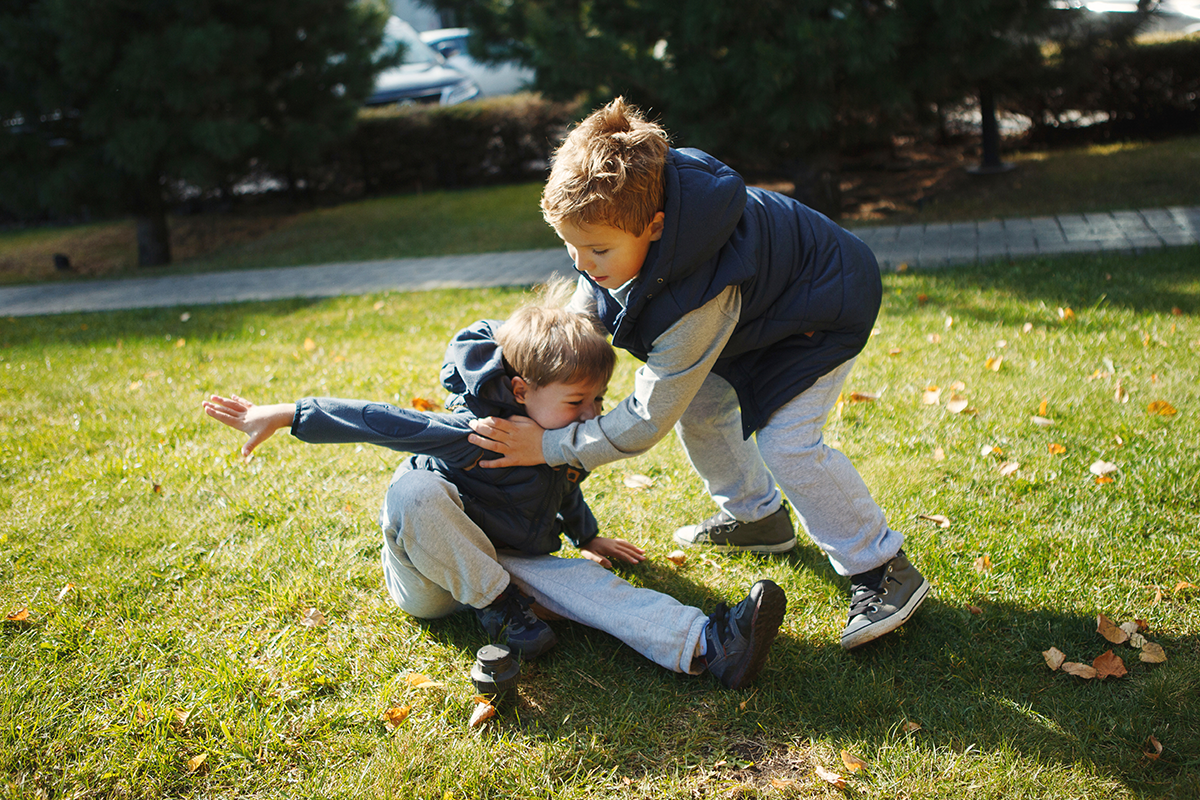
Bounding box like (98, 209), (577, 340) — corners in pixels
(542, 285), (741, 471)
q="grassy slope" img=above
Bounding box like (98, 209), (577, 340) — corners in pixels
(2, 248), (1198, 799)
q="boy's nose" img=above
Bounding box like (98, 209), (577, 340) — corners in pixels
(578, 401), (600, 421)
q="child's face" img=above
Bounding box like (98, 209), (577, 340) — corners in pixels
(512, 375), (608, 430)
(554, 213), (664, 289)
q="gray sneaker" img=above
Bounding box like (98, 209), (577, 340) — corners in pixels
(840, 550), (930, 650)
(673, 503), (796, 554)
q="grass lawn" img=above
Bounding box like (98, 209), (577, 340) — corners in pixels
(2, 246), (1198, 799)
(1, 136), (1197, 285)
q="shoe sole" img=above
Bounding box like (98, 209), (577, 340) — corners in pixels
(673, 533), (797, 555)
(840, 577), (931, 650)
(725, 580), (787, 689)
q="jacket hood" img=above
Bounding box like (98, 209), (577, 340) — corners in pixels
(439, 319), (525, 419)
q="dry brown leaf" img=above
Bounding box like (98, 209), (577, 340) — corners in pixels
(1061, 661), (1098, 679)
(999, 461), (1020, 477)
(946, 395), (970, 414)
(848, 391), (879, 403)
(623, 474), (655, 490)
(152, 482), (163, 494)
(299, 607), (326, 628)
(1119, 621), (1140, 637)
(814, 765), (846, 789)
(1093, 649), (1128, 679)
(1174, 581), (1198, 593)
(1023, 322), (1034, 333)
(1129, 632), (1147, 649)
(922, 386), (942, 405)
(666, 550), (687, 566)
(1089, 460), (1118, 477)
(469, 701), (497, 727)
(918, 514), (951, 528)
(411, 397), (439, 412)
(1136, 618), (1150, 632)
(1043, 647), (1067, 671)
(1115, 382), (1129, 404)
(985, 355), (1003, 372)
(1038, 398), (1049, 416)
(5, 608), (29, 622)
(841, 750), (868, 773)
(1146, 400), (1177, 416)
(770, 778), (795, 789)
(1140, 643), (1167, 664)
(933, 446), (946, 461)
(1048, 443), (1067, 455)
(404, 672), (444, 689)
(1095, 475), (1114, 485)
(382, 705), (412, 731)
(902, 720), (922, 733)
(1058, 307), (1076, 322)
(974, 555), (994, 573)
(171, 708), (192, 730)
(1031, 416), (1055, 427)
(186, 753), (208, 773)
(968, 604), (983, 615)
(981, 444), (1003, 457)
(55, 583), (75, 603)
(1097, 613), (1129, 644)
(1144, 735), (1163, 760)
(888, 347), (902, 356)
(303, 337), (317, 352)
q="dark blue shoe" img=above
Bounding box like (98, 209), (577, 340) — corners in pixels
(704, 579), (786, 689)
(475, 584), (557, 659)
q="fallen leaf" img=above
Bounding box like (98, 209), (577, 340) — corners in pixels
(1113, 434), (1125, 446)
(1115, 382), (1129, 404)
(1152, 586), (1163, 605)
(974, 555), (993, 573)
(171, 708), (192, 730)
(1048, 443), (1067, 455)
(1135, 618), (1149, 632)
(411, 397), (439, 411)
(927, 333), (942, 344)
(373, 300), (386, 310)
(623, 474), (655, 490)
(1174, 581), (1198, 593)
(1038, 398), (1049, 416)
(1022, 322), (1034, 333)
(666, 550), (687, 566)
(186, 753), (208, 773)
(1129, 632), (1147, 649)
(848, 391), (879, 403)
(1061, 661), (1098, 679)
(1043, 647), (1067, 671)
(1119, 621), (1140, 637)
(404, 672), (444, 689)
(946, 395), (970, 414)
(949, 380), (967, 392)
(770, 778), (795, 789)
(175, 338), (186, 349)
(180, 312), (191, 322)
(382, 705), (412, 731)
(918, 514), (951, 528)
(1140, 643), (1167, 664)
(1093, 649), (1127, 679)
(888, 347), (902, 356)
(299, 608), (326, 628)
(1058, 307), (1076, 322)
(1146, 400), (1177, 416)
(997, 339), (1008, 348)
(1144, 735), (1163, 761)
(814, 765), (846, 789)
(5, 608), (29, 622)
(55, 583), (75, 603)
(1090, 460), (1118, 477)
(985, 355), (1003, 372)
(1031, 416), (1055, 427)
(999, 461), (1020, 477)
(902, 721), (922, 733)
(916, 293), (929, 304)
(968, 604), (983, 615)
(945, 315), (954, 329)
(921, 386), (942, 405)
(841, 751), (868, 773)
(469, 701), (496, 727)
(980, 444), (1003, 457)
(933, 446), (946, 461)
(153, 483), (163, 494)
(1097, 613), (1129, 644)
(1095, 475), (1114, 485)
(897, 262), (909, 273)
(303, 337), (317, 351)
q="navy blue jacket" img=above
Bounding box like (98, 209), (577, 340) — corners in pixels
(291, 320), (598, 554)
(590, 148), (882, 437)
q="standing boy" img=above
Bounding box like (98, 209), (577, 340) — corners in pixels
(204, 284), (786, 688)
(467, 99), (929, 650)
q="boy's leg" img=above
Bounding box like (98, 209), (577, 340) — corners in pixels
(671, 372), (796, 553)
(755, 357), (929, 648)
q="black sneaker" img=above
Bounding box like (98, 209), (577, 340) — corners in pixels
(475, 585), (558, 659)
(840, 550), (930, 650)
(703, 579), (787, 689)
(673, 502), (797, 554)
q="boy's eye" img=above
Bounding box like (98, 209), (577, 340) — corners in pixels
(592, 249), (609, 256)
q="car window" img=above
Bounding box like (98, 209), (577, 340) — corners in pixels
(380, 19), (442, 67)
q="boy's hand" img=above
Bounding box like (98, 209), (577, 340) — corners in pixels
(467, 416), (548, 467)
(579, 536), (646, 570)
(202, 394), (294, 458)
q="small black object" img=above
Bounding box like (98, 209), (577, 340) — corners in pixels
(470, 644), (520, 706)
(53, 253), (71, 272)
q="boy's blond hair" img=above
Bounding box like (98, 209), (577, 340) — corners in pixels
(540, 97), (669, 235)
(496, 279), (615, 389)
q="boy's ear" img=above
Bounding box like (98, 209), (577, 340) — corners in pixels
(647, 211), (665, 241)
(510, 376), (530, 404)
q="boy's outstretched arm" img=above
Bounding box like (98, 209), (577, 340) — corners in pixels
(202, 394), (295, 457)
(578, 536), (646, 570)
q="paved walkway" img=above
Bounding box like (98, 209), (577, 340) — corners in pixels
(2, 206), (1197, 317)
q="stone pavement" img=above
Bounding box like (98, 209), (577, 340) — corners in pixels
(2, 206), (1197, 317)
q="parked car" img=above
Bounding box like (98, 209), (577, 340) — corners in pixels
(419, 28), (535, 97)
(367, 17), (480, 107)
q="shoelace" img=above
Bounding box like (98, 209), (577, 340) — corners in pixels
(847, 566), (887, 619)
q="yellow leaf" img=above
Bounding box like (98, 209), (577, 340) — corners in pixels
(1057, 307), (1076, 322)
(666, 550), (687, 566)
(1048, 443), (1067, 455)
(985, 355), (1003, 372)
(1146, 400), (1177, 416)
(980, 444), (1002, 457)
(5, 608), (29, 622)
(55, 583), (75, 603)
(848, 391), (878, 403)
(888, 347), (902, 356)
(921, 386), (942, 405)
(841, 751), (868, 773)
(175, 338), (186, 348)
(1095, 475), (1114, 484)
(1093, 649), (1127, 679)
(1043, 647), (1067, 671)
(918, 514), (951, 528)
(623, 474), (655, 490)
(814, 765), (846, 789)
(303, 337), (317, 351)
(411, 397), (439, 411)
(382, 705), (412, 731)
(186, 753), (208, 773)
(299, 607), (326, 628)
(1097, 613), (1129, 644)
(974, 555), (993, 573)
(946, 395), (969, 414)
(404, 672), (444, 689)
(1038, 398), (1049, 416)
(1140, 643), (1167, 664)
(469, 701), (496, 727)
(1061, 661), (1098, 679)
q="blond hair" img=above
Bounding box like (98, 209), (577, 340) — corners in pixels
(540, 97), (669, 235)
(496, 279), (615, 389)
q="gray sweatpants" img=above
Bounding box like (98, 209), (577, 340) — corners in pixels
(377, 467), (707, 674)
(675, 357), (903, 577)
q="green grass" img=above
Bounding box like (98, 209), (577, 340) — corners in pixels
(3, 247), (1198, 799)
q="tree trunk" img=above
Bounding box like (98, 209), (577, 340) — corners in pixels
(979, 83), (1002, 170)
(136, 207), (171, 267)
